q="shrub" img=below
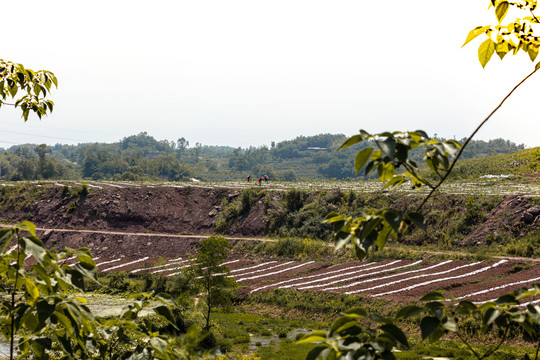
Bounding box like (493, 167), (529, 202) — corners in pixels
(66, 201), (77, 214)
(106, 272), (129, 292)
(78, 183), (89, 197)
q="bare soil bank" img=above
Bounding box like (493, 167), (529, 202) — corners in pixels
(0, 181), (539, 258)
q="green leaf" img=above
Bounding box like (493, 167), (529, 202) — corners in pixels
(24, 278), (40, 305)
(19, 236), (47, 264)
(376, 138), (396, 160)
(383, 210), (402, 234)
(495, 41), (510, 60)
(378, 162), (395, 182)
(462, 26), (490, 47)
(376, 225), (392, 250)
(18, 221), (36, 236)
(420, 291), (445, 301)
(384, 175), (405, 189)
(343, 307), (367, 318)
(154, 305), (177, 328)
(150, 336), (168, 355)
(420, 316), (441, 340)
(535, 61), (540, 70)
(442, 317), (457, 332)
(0, 227), (15, 253)
(64, 268), (86, 290)
(9, 84), (18, 97)
(76, 247), (96, 266)
(495, 1), (509, 23)
(155, 292), (178, 307)
(528, 46), (539, 62)
(380, 323), (409, 347)
(297, 332), (328, 344)
(483, 307), (501, 327)
(478, 38), (496, 68)
(406, 212), (427, 232)
(455, 301), (477, 315)
(355, 148), (373, 175)
(36, 299), (56, 325)
(396, 305), (422, 319)
(65, 302), (82, 325)
(330, 316), (357, 336)
(325, 213), (346, 223)
(305, 346), (330, 360)
(495, 294), (518, 306)
(74, 261), (98, 283)
(339, 134), (363, 150)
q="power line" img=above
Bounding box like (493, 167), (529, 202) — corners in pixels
(0, 130), (85, 143)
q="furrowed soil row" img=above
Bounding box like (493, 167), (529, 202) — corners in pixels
(86, 256), (540, 304)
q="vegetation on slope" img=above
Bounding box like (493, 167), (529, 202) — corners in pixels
(0, 132), (527, 182)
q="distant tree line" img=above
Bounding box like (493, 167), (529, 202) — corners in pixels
(0, 132), (526, 181)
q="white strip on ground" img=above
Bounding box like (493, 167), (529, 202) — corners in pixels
(237, 261), (315, 282)
(372, 260), (508, 297)
(5, 245), (18, 254)
(222, 259), (241, 266)
(130, 259), (189, 273)
(69, 257), (100, 267)
(166, 264), (194, 277)
(451, 275), (540, 301)
(250, 261), (377, 294)
(283, 260), (406, 290)
(231, 261), (296, 278)
(297, 260), (417, 290)
(102, 257), (149, 272)
(152, 263), (191, 274)
(342, 260), (454, 294)
(229, 261), (278, 274)
(96, 258), (121, 267)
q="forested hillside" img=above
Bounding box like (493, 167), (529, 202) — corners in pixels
(0, 132), (526, 182)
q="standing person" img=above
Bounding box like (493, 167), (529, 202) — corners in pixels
(258, 177), (262, 185)
(247, 175), (251, 182)
(264, 175), (269, 183)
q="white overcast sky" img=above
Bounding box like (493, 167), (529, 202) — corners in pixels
(2, 1), (540, 148)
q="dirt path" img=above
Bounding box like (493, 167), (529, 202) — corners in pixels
(3, 224), (537, 263)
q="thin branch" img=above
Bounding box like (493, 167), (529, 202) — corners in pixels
(0, 100), (15, 106)
(531, 9), (540, 23)
(482, 324), (510, 359)
(10, 233), (21, 360)
(455, 331), (482, 359)
(535, 333), (540, 360)
(416, 66), (539, 212)
(401, 163), (435, 190)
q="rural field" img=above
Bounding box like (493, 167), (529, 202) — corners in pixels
(1, 178), (540, 359)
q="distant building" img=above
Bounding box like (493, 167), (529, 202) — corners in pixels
(306, 147), (328, 151)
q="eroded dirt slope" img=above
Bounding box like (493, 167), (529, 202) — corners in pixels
(1, 181), (540, 259)
(0, 182), (266, 236)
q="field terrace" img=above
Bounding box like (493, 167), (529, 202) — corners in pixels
(61, 255), (540, 305)
(8, 178), (540, 197)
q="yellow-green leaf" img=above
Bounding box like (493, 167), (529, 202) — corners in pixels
(462, 26), (490, 47)
(378, 162), (395, 182)
(528, 46), (539, 62)
(297, 331), (327, 344)
(74, 296), (87, 304)
(478, 38), (496, 68)
(338, 134), (362, 150)
(495, 1), (509, 23)
(495, 41), (510, 60)
(354, 148), (373, 175)
(25, 278), (40, 304)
